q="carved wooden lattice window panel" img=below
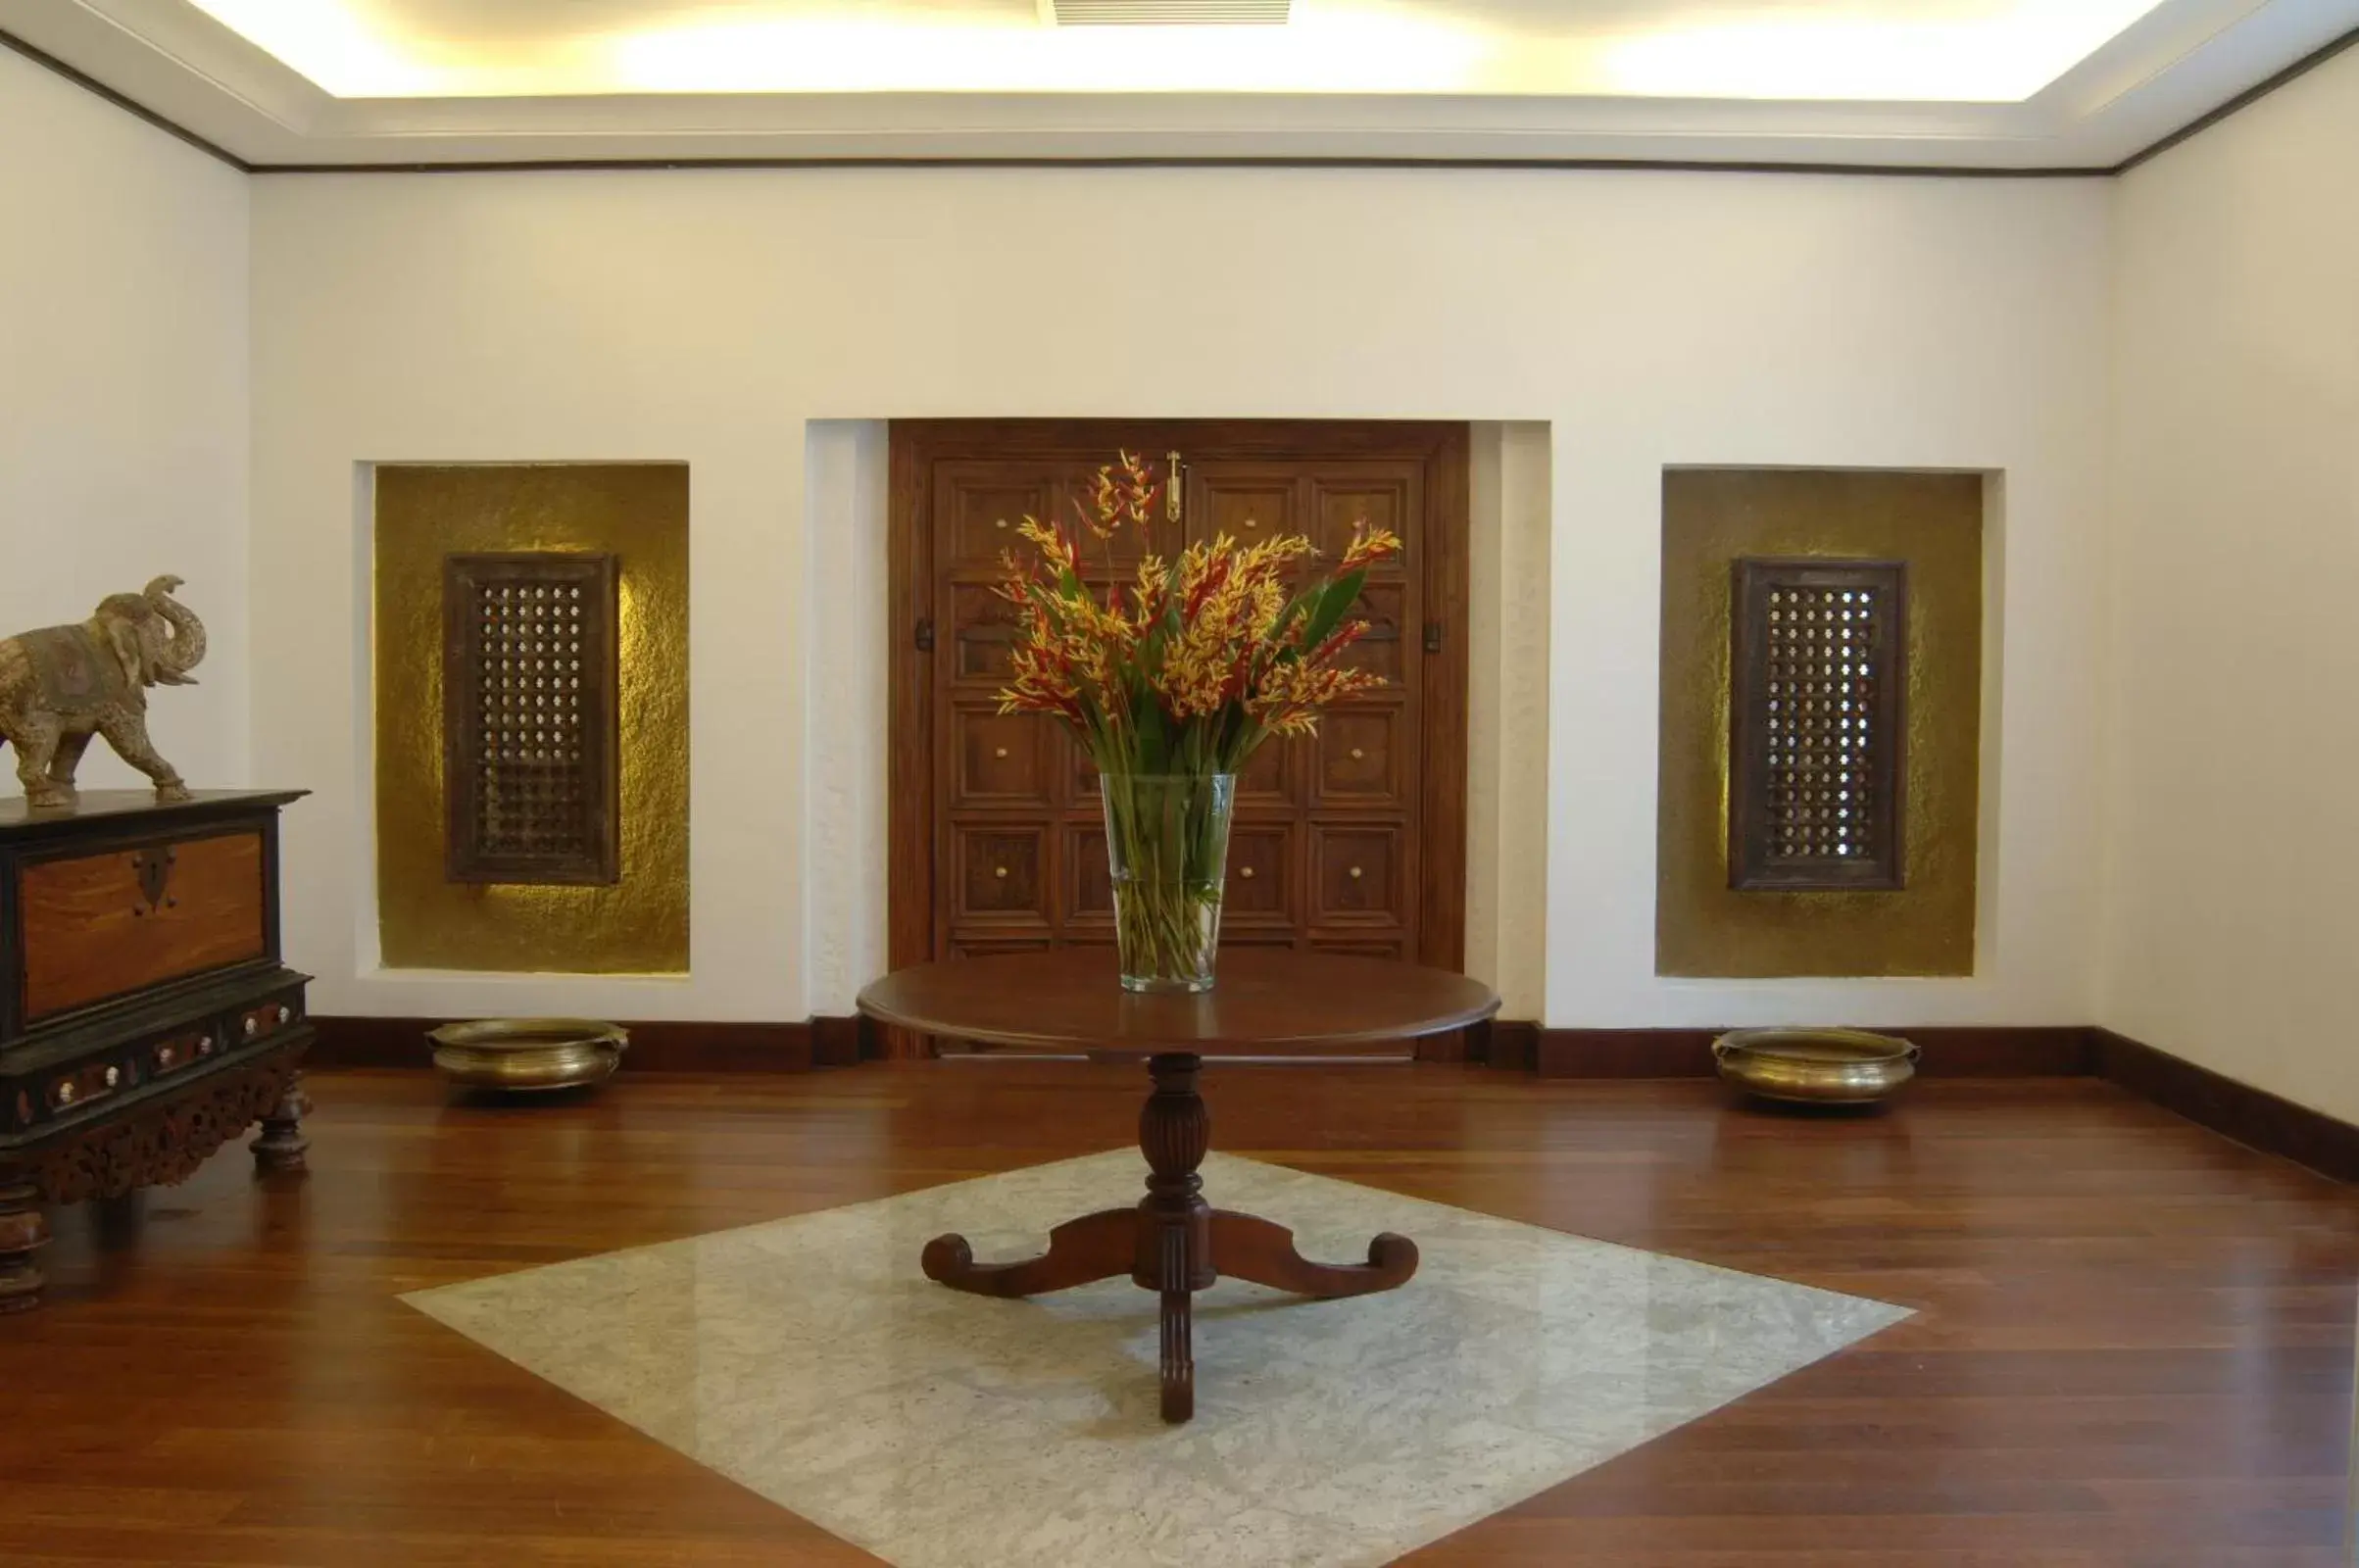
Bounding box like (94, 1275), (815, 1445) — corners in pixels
(1729, 559), (1907, 891)
(443, 553), (620, 885)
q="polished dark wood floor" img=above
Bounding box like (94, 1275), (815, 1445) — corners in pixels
(1, 1062), (2352, 1566)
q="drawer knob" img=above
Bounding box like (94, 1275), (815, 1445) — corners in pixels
(995, 517), (1009, 530)
(1239, 866), (1255, 879)
(1349, 865), (1364, 880)
(994, 866), (1008, 879)
(104, 1066), (120, 1088)
(1244, 516), (1259, 529)
(56, 1082), (74, 1105)
(994, 747), (1008, 760)
(1350, 747), (1365, 760)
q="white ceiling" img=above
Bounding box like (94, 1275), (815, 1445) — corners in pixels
(172, 0), (2179, 101)
(4, 0), (2355, 167)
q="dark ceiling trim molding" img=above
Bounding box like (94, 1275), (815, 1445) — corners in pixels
(2115, 18), (2359, 172)
(244, 155), (2115, 178)
(5, 17), (2358, 183)
(0, 24), (249, 172)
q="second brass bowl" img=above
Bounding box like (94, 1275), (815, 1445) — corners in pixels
(1712, 1027), (1918, 1105)
(426, 1017), (629, 1093)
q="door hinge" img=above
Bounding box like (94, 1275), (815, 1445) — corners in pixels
(913, 617), (935, 653)
(1423, 621), (1444, 654)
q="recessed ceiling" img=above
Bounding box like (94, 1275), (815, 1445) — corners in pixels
(174, 0), (2171, 102)
(3, 0), (2356, 167)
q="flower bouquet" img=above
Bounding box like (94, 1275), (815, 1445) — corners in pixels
(996, 451), (1401, 992)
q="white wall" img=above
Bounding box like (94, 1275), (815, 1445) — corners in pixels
(803, 419), (891, 1016)
(1465, 421), (1552, 1018)
(2105, 46), (2359, 1121)
(248, 166), (2114, 1027)
(0, 47), (249, 791)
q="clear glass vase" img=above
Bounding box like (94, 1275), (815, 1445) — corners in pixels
(1101, 773), (1237, 994)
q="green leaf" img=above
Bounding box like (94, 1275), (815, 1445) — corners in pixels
(1293, 566), (1370, 657)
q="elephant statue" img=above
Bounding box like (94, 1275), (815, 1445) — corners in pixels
(0, 575), (206, 808)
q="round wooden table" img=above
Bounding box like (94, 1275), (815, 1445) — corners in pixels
(857, 948), (1500, 1422)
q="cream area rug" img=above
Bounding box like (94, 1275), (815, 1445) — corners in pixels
(406, 1150), (1908, 1568)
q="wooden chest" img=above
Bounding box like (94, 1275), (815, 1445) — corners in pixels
(0, 790), (312, 1314)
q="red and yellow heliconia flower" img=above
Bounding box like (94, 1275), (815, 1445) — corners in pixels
(994, 548), (1135, 726)
(1339, 524), (1403, 573)
(1248, 640), (1386, 737)
(1083, 450), (1161, 540)
(993, 451), (1403, 772)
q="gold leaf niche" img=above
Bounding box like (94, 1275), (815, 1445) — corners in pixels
(374, 464), (689, 974)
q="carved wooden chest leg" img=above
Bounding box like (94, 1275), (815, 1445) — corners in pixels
(251, 1072), (311, 1174)
(0, 1174), (50, 1314)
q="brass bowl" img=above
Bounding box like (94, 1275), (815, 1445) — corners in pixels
(426, 1017), (629, 1093)
(1711, 1027), (1919, 1105)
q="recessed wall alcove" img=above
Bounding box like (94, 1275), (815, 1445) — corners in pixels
(369, 463), (691, 976)
(799, 419), (1553, 1026)
(1655, 467), (1993, 980)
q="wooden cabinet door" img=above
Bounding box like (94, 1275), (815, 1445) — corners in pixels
(891, 422), (1469, 1043)
(1181, 458), (1424, 960)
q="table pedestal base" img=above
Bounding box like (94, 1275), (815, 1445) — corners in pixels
(920, 1052), (1417, 1423)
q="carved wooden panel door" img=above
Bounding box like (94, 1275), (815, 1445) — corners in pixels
(889, 422), (1469, 1047)
(1177, 458), (1427, 961)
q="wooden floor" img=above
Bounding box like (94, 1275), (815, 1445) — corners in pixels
(1, 1062), (2353, 1567)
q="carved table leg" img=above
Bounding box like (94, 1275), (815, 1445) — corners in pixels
(913, 1051), (1421, 1425)
(0, 1174), (50, 1314)
(251, 1071), (311, 1174)
(1209, 1209), (1419, 1298)
(922, 1207), (1136, 1298)
(1133, 1053), (1214, 1423)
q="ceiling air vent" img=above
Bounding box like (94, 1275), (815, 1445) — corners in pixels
(1040, 0), (1290, 23)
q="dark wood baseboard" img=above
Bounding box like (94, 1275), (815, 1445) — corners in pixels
(315, 1014), (2076, 1077)
(1514, 1022), (2353, 1185)
(308, 1015), (853, 1073)
(308, 1010), (2356, 1184)
(1475, 1019), (1539, 1072)
(2089, 1029), (2359, 1186)
(811, 1014), (868, 1067)
(1529, 1025), (2091, 1079)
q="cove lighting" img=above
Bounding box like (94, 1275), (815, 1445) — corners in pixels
(1602, 2), (2171, 104)
(608, 12), (1488, 95)
(185, 0), (433, 98)
(180, 0), (2170, 103)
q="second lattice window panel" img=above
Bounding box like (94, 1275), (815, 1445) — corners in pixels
(443, 553), (621, 885)
(1728, 558), (1907, 891)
